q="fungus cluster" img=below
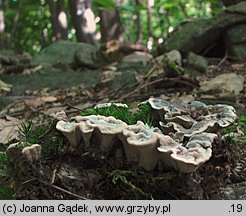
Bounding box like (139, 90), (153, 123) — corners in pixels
(56, 98), (237, 173)
(6, 143), (42, 163)
(143, 98), (237, 140)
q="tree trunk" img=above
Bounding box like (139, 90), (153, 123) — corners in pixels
(0, 0), (5, 49)
(146, 0), (153, 39)
(56, 0), (68, 40)
(47, 0), (68, 40)
(146, 0), (153, 49)
(178, 3), (189, 19)
(98, 2), (123, 43)
(68, 0), (95, 44)
(222, 0), (244, 7)
(135, 0), (142, 44)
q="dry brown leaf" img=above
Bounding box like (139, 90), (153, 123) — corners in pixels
(105, 40), (120, 53)
(40, 96), (57, 103)
(0, 116), (21, 144)
(24, 96), (57, 109)
(24, 98), (45, 109)
(0, 80), (12, 92)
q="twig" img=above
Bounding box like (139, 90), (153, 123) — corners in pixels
(21, 178), (37, 185)
(216, 51), (228, 69)
(39, 179), (89, 200)
(119, 77), (164, 100)
(65, 102), (84, 112)
(50, 168), (57, 184)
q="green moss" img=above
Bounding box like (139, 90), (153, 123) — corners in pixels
(0, 152), (16, 200)
(19, 121), (66, 157)
(0, 120), (67, 199)
(109, 169), (149, 198)
(0, 186), (15, 200)
(80, 103), (153, 126)
(238, 115), (246, 134)
(221, 115), (245, 134)
(221, 115), (246, 147)
(19, 121), (49, 144)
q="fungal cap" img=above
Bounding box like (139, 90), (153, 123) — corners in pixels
(22, 144), (42, 162)
(56, 120), (81, 147)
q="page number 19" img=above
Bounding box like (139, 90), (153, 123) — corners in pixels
(230, 204), (243, 213)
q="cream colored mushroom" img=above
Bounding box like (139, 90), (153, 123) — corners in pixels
(122, 121), (160, 171)
(22, 144), (42, 162)
(82, 115), (128, 152)
(6, 142), (22, 160)
(56, 120), (82, 148)
(52, 110), (68, 124)
(170, 146), (212, 173)
(157, 132), (215, 173)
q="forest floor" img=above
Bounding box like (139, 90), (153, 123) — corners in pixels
(0, 54), (246, 200)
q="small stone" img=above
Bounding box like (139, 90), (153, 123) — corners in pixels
(226, 24), (246, 45)
(230, 44), (246, 61)
(200, 73), (245, 95)
(121, 51), (153, 66)
(155, 50), (182, 66)
(186, 52), (208, 73)
(32, 41), (81, 65)
(74, 44), (109, 69)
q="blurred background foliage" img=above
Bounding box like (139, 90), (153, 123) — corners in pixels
(1, 0), (223, 54)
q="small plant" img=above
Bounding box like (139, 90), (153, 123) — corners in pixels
(109, 169), (148, 197)
(0, 186), (15, 200)
(0, 152), (17, 200)
(226, 134), (236, 142)
(136, 104), (153, 126)
(19, 121), (65, 160)
(19, 121), (50, 144)
(221, 115), (246, 147)
(80, 103), (153, 126)
(0, 152), (11, 177)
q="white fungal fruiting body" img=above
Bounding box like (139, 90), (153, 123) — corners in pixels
(22, 144), (42, 162)
(143, 98), (237, 141)
(56, 121), (82, 148)
(55, 98), (236, 173)
(6, 143), (42, 163)
(122, 121), (160, 171)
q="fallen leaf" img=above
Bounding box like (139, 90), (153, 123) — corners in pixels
(24, 96), (57, 109)
(0, 80), (12, 92)
(105, 40), (120, 53)
(0, 116), (21, 144)
(40, 96), (57, 103)
(24, 98), (45, 109)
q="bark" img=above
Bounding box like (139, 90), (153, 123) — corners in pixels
(178, 3), (189, 19)
(56, 0), (68, 40)
(222, 0), (244, 7)
(146, 0), (153, 39)
(11, 0), (23, 39)
(98, 3), (123, 43)
(68, 0), (95, 44)
(47, 0), (68, 40)
(0, 0), (5, 49)
(135, 0), (142, 44)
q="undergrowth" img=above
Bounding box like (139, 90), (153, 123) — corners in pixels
(221, 115), (246, 147)
(80, 103), (154, 126)
(19, 121), (66, 159)
(109, 169), (149, 198)
(0, 120), (66, 199)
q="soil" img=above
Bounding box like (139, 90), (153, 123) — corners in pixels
(0, 56), (245, 200)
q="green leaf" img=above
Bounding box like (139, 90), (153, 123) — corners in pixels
(93, 0), (116, 8)
(120, 5), (146, 12)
